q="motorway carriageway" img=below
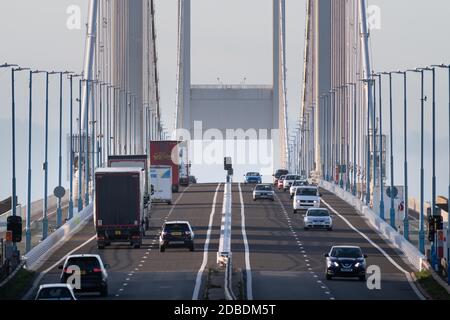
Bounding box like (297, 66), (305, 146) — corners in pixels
(24, 183), (423, 300)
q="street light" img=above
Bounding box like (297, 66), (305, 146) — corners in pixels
(329, 90), (337, 184)
(432, 63), (450, 282)
(25, 70), (45, 253)
(393, 70), (409, 240)
(421, 66), (438, 271)
(346, 83), (357, 196)
(11, 67), (30, 226)
(361, 78), (375, 206)
(1, 64), (18, 223)
(56, 71), (73, 228)
(381, 71), (396, 230)
(68, 74), (82, 221)
(407, 68), (426, 254)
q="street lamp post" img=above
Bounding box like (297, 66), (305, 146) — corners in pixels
(421, 66), (438, 270)
(56, 71), (72, 228)
(381, 72), (396, 229)
(68, 74), (81, 220)
(329, 90), (336, 184)
(394, 70), (409, 240)
(346, 83), (357, 196)
(408, 68), (426, 254)
(1, 63), (18, 229)
(432, 63), (450, 282)
(77, 78), (84, 211)
(25, 70), (45, 252)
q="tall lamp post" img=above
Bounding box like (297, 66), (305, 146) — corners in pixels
(393, 70), (409, 240)
(408, 68), (426, 254)
(25, 70), (45, 252)
(0, 63), (18, 220)
(11, 67), (29, 252)
(421, 66), (438, 270)
(346, 83), (357, 196)
(68, 74), (82, 220)
(381, 72), (396, 229)
(372, 73), (384, 220)
(56, 71), (72, 228)
(432, 64), (450, 282)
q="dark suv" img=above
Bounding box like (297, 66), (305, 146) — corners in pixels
(59, 254), (109, 297)
(159, 221), (195, 252)
(324, 246), (367, 281)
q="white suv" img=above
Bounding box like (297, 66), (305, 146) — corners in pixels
(283, 175), (303, 191)
(293, 186), (321, 214)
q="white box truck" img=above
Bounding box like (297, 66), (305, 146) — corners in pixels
(150, 166), (172, 205)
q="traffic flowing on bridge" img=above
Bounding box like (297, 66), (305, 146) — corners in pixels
(0, 0), (450, 313)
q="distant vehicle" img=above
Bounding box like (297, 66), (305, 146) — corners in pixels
(35, 284), (77, 300)
(108, 155), (151, 230)
(324, 246), (367, 281)
(289, 180), (309, 199)
(150, 166), (173, 205)
(94, 168), (146, 249)
(150, 141), (188, 193)
(293, 186), (321, 214)
(159, 221), (195, 252)
(244, 172), (262, 184)
(303, 208), (332, 230)
(59, 254), (109, 297)
(277, 175), (287, 190)
(283, 174), (303, 192)
(253, 184), (275, 201)
(273, 169), (289, 185)
(188, 175), (197, 184)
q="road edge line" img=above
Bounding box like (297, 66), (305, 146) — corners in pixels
(192, 183), (221, 300)
(238, 183), (253, 300)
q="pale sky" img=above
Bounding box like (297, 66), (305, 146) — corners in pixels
(0, 0), (449, 204)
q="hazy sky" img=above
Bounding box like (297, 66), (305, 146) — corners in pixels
(0, 0), (449, 204)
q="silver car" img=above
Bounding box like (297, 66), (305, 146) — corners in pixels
(253, 184), (275, 201)
(303, 208), (333, 230)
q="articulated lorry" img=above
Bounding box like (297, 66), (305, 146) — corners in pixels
(94, 168), (146, 249)
(107, 155), (151, 229)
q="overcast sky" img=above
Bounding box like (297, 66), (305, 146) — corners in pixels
(0, 0), (449, 203)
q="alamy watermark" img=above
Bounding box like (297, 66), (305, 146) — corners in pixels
(368, 5), (382, 30)
(66, 5), (81, 30)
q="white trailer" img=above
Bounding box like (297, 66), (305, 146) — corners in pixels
(150, 166), (173, 205)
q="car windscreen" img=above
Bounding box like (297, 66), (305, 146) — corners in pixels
(275, 170), (288, 178)
(307, 210), (329, 217)
(38, 288), (73, 300)
(247, 173), (259, 176)
(293, 181), (307, 186)
(296, 188), (318, 196)
(256, 185), (272, 191)
(331, 247), (363, 258)
(285, 175), (296, 180)
(164, 223), (189, 233)
(66, 257), (100, 271)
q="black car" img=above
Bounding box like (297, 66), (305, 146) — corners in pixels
(59, 254), (109, 297)
(159, 221), (195, 252)
(324, 246), (367, 281)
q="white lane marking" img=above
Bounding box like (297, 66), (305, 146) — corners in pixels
(238, 183), (253, 301)
(23, 235), (96, 300)
(192, 183), (221, 300)
(321, 198), (426, 301)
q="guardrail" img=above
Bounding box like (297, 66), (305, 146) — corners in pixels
(217, 179), (236, 300)
(23, 203), (93, 271)
(320, 180), (426, 271)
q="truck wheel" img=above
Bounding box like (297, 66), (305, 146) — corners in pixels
(97, 244), (105, 250)
(167, 201), (172, 205)
(145, 218), (150, 230)
(133, 243), (141, 249)
(189, 243), (195, 252)
(160, 245), (165, 252)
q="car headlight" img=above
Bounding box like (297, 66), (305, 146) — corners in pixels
(328, 261), (339, 267)
(354, 261), (364, 268)
(296, 200), (301, 204)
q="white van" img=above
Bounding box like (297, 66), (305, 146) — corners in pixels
(150, 165), (173, 205)
(293, 186), (321, 214)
